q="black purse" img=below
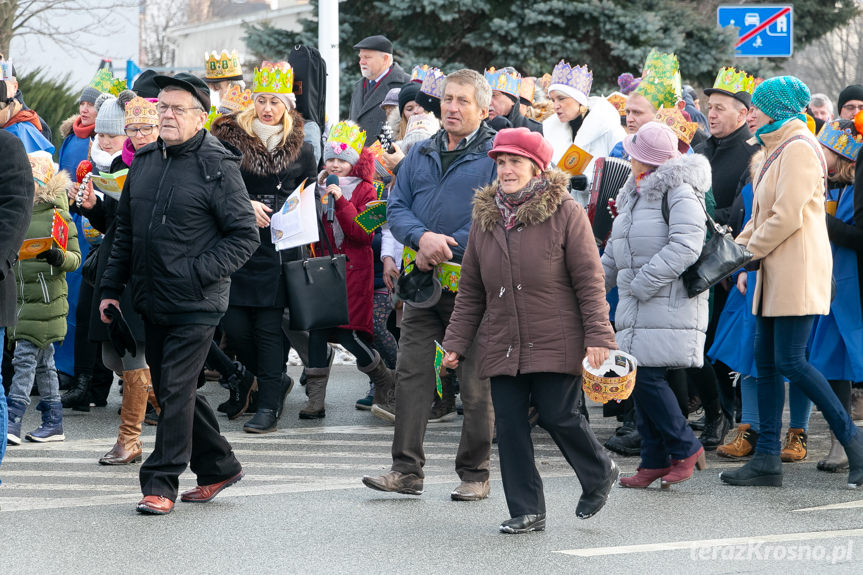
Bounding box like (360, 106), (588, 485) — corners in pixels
(81, 244), (100, 287)
(283, 218), (349, 331)
(681, 206), (753, 298)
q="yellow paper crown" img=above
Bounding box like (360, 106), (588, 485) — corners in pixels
(252, 61), (294, 95)
(519, 77), (535, 104)
(28, 151), (55, 186)
(327, 121), (366, 156)
(89, 69), (126, 97)
(654, 107), (698, 145)
(606, 91), (627, 117)
(205, 50), (243, 81)
(634, 49), (682, 110)
(220, 85), (253, 112)
(712, 67), (756, 96)
(124, 96), (158, 126)
(203, 106), (221, 131)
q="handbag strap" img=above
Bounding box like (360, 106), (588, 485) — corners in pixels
(312, 215), (338, 260)
(755, 134), (828, 192)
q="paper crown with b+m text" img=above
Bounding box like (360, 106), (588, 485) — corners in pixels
(205, 50), (243, 82)
(253, 61), (294, 95)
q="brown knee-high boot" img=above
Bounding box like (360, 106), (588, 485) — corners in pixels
(99, 368), (150, 465)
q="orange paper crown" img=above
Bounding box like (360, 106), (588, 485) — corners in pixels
(654, 107), (698, 145)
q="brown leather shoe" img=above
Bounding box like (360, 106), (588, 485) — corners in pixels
(136, 495), (174, 515)
(780, 428), (807, 462)
(451, 479), (490, 501)
(99, 439), (143, 465)
(362, 470), (423, 495)
(180, 470), (244, 503)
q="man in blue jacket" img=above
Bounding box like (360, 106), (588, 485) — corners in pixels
(363, 69), (497, 501)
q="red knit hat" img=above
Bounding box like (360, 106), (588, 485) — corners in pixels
(488, 127), (553, 170)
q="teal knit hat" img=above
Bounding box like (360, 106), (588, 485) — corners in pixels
(751, 76), (810, 122)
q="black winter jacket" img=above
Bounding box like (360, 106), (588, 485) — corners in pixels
(695, 123), (758, 226)
(0, 130), (34, 327)
(100, 130), (260, 325)
(210, 111), (317, 308)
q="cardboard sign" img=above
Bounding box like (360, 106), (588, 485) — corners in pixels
(19, 209), (69, 260)
(557, 144), (593, 176)
(90, 169), (128, 200)
(354, 201), (387, 233)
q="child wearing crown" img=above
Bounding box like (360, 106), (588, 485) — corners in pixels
(805, 118), (863, 471)
(298, 121), (396, 419)
(6, 152), (81, 445)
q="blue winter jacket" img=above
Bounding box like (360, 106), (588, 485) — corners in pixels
(387, 123), (497, 263)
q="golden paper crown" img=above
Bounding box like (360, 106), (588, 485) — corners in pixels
(124, 96), (158, 126)
(519, 77), (536, 104)
(634, 49), (682, 110)
(205, 50), (243, 81)
(252, 61), (294, 95)
(220, 85), (253, 112)
(28, 151), (55, 186)
(654, 107), (698, 145)
(606, 91), (627, 116)
(328, 121), (366, 156)
(484, 67), (522, 99)
(89, 69), (126, 97)
(582, 350), (637, 404)
(711, 67), (756, 96)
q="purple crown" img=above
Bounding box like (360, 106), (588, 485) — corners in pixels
(550, 60), (592, 99)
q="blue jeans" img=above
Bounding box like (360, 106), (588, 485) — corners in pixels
(0, 326), (6, 483)
(754, 315), (857, 455)
(8, 339), (61, 406)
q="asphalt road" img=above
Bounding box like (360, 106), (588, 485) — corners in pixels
(1, 366), (862, 575)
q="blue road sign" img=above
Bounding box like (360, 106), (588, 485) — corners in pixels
(717, 5), (793, 58)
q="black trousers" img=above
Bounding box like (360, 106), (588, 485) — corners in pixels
(222, 306), (287, 409)
(141, 322), (241, 500)
(490, 372), (611, 518)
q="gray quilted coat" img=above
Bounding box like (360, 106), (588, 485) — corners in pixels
(601, 154), (711, 368)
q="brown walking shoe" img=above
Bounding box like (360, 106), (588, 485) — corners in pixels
(362, 470), (423, 495)
(451, 479), (490, 501)
(717, 424), (758, 459)
(780, 428), (807, 462)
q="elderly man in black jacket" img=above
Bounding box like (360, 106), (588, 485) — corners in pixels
(100, 73), (260, 515)
(0, 130), (34, 476)
(348, 35), (410, 143)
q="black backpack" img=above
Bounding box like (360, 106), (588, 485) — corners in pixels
(288, 44), (327, 134)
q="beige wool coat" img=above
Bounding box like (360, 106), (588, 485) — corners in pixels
(736, 119), (832, 317)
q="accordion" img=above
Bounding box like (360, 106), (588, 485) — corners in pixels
(586, 157), (631, 248)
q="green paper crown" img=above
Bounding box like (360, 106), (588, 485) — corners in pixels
(634, 49), (682, 110)
(89, 69), (127, 97)
(252, 61), (294, 95)
(712, 67), (756, 96)
(328, 121), (366, 156)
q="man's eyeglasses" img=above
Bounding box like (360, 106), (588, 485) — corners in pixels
(125, 125), (157, 136)
(841, 103), (863, 113)
(157, 103), (203, 116)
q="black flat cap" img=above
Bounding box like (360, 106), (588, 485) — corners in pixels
(353, 35), (393, 54)
(703, 86), (752, 109)
(153, 72), (211, 111)
(131, 69), (160, 99)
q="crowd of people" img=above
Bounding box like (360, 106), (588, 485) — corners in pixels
(1, 34), (862, 534)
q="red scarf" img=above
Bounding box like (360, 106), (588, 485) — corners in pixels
(72, 116), (96, 139)
(3, 109), (42, 131)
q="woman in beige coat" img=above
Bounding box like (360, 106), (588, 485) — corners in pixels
(720, 76), (863, 489)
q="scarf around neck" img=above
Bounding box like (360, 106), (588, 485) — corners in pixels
(90, 137), (123, 173)
(494, 176), (549, 230)
(73, 116), (96, 139)
(327, 175), (362, 248)
(252, 118), (285, 152)
(754, 115), (805, 146)
(120, 137), (136, 168)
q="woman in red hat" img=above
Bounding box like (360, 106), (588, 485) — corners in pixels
(441, 127), (618, 534)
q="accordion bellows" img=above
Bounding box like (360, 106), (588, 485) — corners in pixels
(587, 157), (632, 248)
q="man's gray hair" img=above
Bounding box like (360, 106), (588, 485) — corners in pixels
(810, 93), (834, 114)
(443, 69), (491, 110)
(159, 85), (206, 111)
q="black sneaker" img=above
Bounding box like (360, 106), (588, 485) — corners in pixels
(222, 365), (257, 420)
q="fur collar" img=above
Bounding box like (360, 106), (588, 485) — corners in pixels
(210, 110), (306, 176)
(617, 154), (711, 209)
(34, 171), (72, 205)
(59, 114), (79, 140)
(472, 169), (571, 232)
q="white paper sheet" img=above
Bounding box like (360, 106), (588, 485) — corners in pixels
(272, 180), (319, 250)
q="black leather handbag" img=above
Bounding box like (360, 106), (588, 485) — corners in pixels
(81, 244), (100, 287)
(283, 219), (349, 331)
(681, 207), (753, 298)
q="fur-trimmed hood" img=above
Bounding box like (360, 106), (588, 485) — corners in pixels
(472, 168), (571, 232)
(210, 109), (307, 177)
(59, 114), (79, 140)
(34, 171), (72, 206)
(618, 153), (711, 209)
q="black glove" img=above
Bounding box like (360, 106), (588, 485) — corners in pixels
(36, 248), (64, 267)
(104, 303), (137, 358)
(569, 175), (588, 191)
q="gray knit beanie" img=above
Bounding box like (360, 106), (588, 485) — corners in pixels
(95, 91), (135, 135)
(80, 86), (102, 104)
(323, 138), (360, 166)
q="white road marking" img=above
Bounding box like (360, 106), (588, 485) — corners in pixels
(557, 528), (863, 557)
(794, 500), (863, 512)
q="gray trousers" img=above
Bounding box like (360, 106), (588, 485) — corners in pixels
(102, 341), (148, 374)
(9, 340), (61, 405)
(391, 292), (494, 482)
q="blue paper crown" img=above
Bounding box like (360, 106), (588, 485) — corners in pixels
(549, 60), (593, 99)
(484, 67), (522, 99)
(411, 64), (430, 83)
(817, 120), (863, 161)
(420, 67), (446, 100)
